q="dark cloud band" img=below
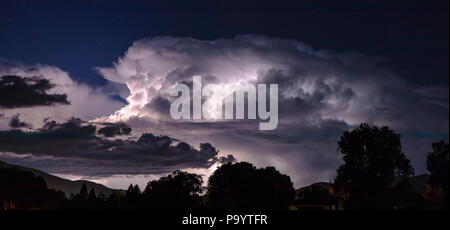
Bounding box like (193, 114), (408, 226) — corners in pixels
(0, 118), (235, 176)
(0, 75), (70, 108)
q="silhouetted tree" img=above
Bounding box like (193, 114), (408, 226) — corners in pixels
(124, 184), (142, 208)
(334, 124), (414, 209)
(79, 183), (89, 201)
(207, 162), (295, 209)
(89, 188), (97, 201)
(125, 184), (141, 199)
(143, 170), (203, 209)
(426, 140), (449, 208)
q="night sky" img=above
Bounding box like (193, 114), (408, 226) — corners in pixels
(0, 0), (448, 189)
(2, 1), (448, 86)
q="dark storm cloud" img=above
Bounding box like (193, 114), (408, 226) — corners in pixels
(9, 114), (32, 129)
(0, 118), (234, 176)
(0, 75), (70, 108)
(97, 122), (132, 137)
(40, 117), (96, 136)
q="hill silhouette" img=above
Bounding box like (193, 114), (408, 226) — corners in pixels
(0, 159), (433, 203)
(0, 160), (119, 197)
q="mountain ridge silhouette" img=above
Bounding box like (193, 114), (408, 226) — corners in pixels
(0, 160), (121, 197)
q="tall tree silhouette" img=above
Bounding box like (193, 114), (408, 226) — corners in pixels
(124, 184), (141, 208)
(207, 162), (295, 209)
(334, 124), (414, 209)
(79, 183), (89, 201)
(426, 140), (449, 208)
(89, 188), (97, 201)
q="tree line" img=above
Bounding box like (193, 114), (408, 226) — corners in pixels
(1, 123), (448, 210)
